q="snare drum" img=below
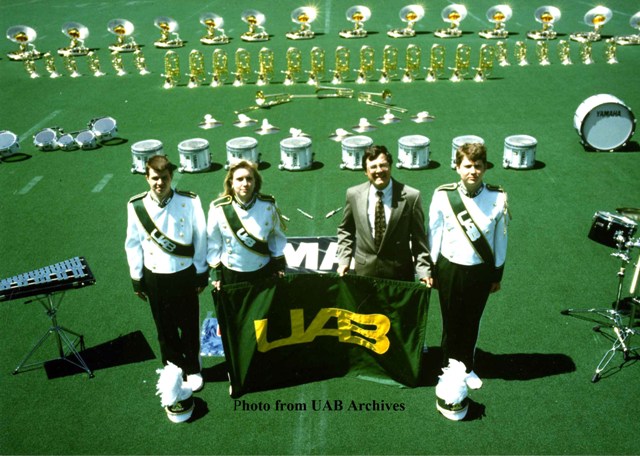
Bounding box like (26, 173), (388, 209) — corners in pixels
(451, 135), (484, 168)
(226, 137), (259, 168)
(57, 133), (77, 151)
(75, 129), (97, 149)
(340, 135), (373, 170)
(0, 130), (20, 158)
(397, 135), (430, 169)
(503, 135), (537, 169)
(588, 211), (638, 248)
(279, 137), (313, 171)
(89, 116), (118, 142)
(131, 139), (164, 174)
(574, 94), (636, 151)
(178, 138), (211, 173)
(33, 128), (60, 152)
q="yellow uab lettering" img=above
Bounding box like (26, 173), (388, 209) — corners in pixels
(254, 308), (391, 354)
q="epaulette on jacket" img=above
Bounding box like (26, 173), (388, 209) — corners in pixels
(175, 189), (197, 198)
(436, 183), (458, 191)
(486, 183), (504, 192)
(213, 195), (232, 207)
(128, 191), (147, 203)
(257, 193), (276, 203)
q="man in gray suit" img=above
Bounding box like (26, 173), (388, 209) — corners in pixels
(337, 145), (433, 285)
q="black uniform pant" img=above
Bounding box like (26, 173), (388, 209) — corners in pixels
(144, 266), (201, 376)
(436, 256), (493, 372)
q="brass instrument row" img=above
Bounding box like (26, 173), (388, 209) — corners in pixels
(21, 40), (620, 83)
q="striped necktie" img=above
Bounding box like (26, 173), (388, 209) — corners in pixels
(374, 191), (386, 248)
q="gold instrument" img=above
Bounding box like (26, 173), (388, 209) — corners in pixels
(388, 5), (425, 38)
(211, 48), (228, 87)
(340, 5), (371, 39)
(241, 9), (269, 42)
(58, 22), (90, 57)
(357, 89), (407, 113)
(256, 47), (274, 86)
(449, 43), (470, 82)
(187, 49), (205, 88)
(87, 51), (106, 77)
(133, 48), (150, 75)
(236, 89), (320, 114)
(527, 6), (561, 40)
(355, 45), (375, 84)
(473, 44), (495, 82)
(579, 41), (594, 65)
(426, 44), (445, 82)
(331, 46), (350, 84)
(162, 50), (180, 89)
(233, 48), (251, 87)
(435, 4), (467, 38)
(614, 12), (640, 46)
(287, 6), (317, 40)
(307, 46), (325, 85)
(153, 16), (184, 49)
(479, 5), (512, 39)
(64, 54), (81, 78)
(536, 41), (550, 66)
(23, 57), (40, 79)
(571, 6), (612, 43)
(6, 25), (42, 61)
(315, 86), (354, 98)
(401, 43), (421, 83)
(605, 38), (618, 64)
(514, 41), (528, 66)
(379, 45), (398, 83)
(44, 52), (61, 78)
(200, 13), (229, 45)
(107, 19), (138, 53)
(283, 46), (302, 86)
(495, 41), (509, 66)
(557, 40), (572, 65)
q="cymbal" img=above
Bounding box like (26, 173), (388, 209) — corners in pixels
(617, 207), (640, 222)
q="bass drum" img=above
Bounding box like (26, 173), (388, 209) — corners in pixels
(574, 94), (636, 151)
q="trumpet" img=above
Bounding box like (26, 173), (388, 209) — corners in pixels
(579, 41), (594, 65)
(162, 50), (180, 88)
(426, 44), (445, 82)
(379, 45), (398, 83)
(557, 40), (572, 65)
(133, 48), (150, 75)
(233, 48), (251, 86)
(307, 46), (325, 85)
(283, 46), (302, 85)
(495, 41), (509, 66)
(331, 46), (350, 84)
(514, 41), (528, 66)
(605, 38), (618, 64)
(23, 57), (39, 79)
(211, 48), (228, 87)
(536, 41), (550, 66)
(402, 43), (421, 83)
(256, 47), (274, 86)
(357, 89), (407, 113)
(44, 52), (61, 78)
(315, 85), (354, 98)
(64, 54), (81, 78)
(473, 44), (495, 82)
(87, 51), (106, 77)
(449, 43), (470, 82)
(187, 49), (205, 88)
(355, 45), (375, 84)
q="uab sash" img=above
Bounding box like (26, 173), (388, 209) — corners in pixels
(132, 198), (195, 257)
(214, 274), (430, 397)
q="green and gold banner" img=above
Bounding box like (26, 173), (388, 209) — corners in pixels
(215, 273), (429, 397)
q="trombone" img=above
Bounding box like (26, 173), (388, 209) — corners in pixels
(315, 85), (354, 98)
(357, 89), (407, 113)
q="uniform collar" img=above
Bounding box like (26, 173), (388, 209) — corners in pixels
(234, 194), (257, 211)
(149, 189), (174, 208)
(459, 182), (485, 198)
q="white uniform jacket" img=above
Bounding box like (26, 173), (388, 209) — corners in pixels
(125, 190), (208, 280)
(207, 194), (287, 273)
(429, 183), (508, 277)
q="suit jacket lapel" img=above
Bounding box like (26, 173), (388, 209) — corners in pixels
(385, 180), (406, 242)
(354, 183), (376, 248)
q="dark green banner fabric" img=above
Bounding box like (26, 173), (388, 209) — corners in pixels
(215, 274), (429, 397)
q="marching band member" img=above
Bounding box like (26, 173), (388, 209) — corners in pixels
(207, 160), (287, 289)
(125, 155), (208, 392)
(428, 143), (510, 390)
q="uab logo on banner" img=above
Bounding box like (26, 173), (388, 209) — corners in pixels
(254, 308), (391, 354)
(284, 236), (341, 273)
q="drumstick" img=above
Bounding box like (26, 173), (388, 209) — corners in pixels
(325, 207), (343, 218)
(297, 208), (314, 219)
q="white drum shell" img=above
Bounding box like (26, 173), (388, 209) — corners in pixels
(451, 135), (484, 168)
(397, 135), (430, 169)
(90, 116), (118, 141)
(574, 94), (636, 151)
(0, 131), (20, 157)
(33, 128), (59, 152)
(503, 134), (537, 169)
(75, 130), (97, 149)
(178, 138), (211, 173)
(341, 135), (373, 170)
(131, 139), (164, 174)
(279, 137), (313, 171)
(57, 134), (77, 151)
(226, 136), (260, 168)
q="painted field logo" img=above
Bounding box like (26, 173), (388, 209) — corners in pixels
(254, 308), (391, 354)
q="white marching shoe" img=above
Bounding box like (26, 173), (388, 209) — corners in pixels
(465, 371), (483, 390)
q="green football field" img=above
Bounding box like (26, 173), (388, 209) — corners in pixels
(1, 0), (639, 454)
